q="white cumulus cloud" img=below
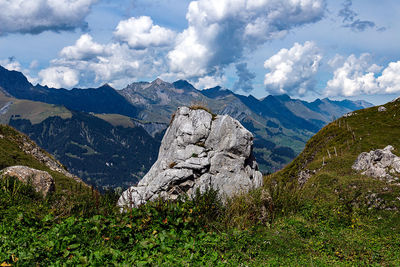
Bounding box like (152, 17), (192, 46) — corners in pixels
(325, 53), (400, 96)
(263, 41), (322, 96)
(325, 54), (383, 96)
(39, 66), (79, 88)
(37, 15), (180, 88)
(167, 0), (326, 79)
(377, 61), (400, 93)
(0, 0), (98, 35)
(26, 1), (331, 90)
(193, 75), (226, 90)
(114, 16), (176, 49)
(0, 58), (23, 72)
(60, 34), (106, 60)
(39, 33), (169, 89)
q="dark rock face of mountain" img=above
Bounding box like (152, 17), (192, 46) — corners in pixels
(172, 80), (197, 91)
(239, 94), (320, 132)
(0, 66), (32, 94)
(9, 111), (160, 188)
(119, 78), (207, 122)
(0, 66), (139, 117)
(200, 86), (233, 98)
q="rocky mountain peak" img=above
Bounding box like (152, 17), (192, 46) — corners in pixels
(100, 83), (112, 89)
(152, 78), (167, 86)
(118, 106), (263, 208)
(275, 94), (291, 102)
(172, 80), (196, 91)
(200, 86), (233, 98)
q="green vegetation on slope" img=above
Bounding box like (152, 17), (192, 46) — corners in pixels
(93, 113), (135, 128)
(0, 125), (102, 209)
(0, 92), (71, 125)
(2, 100), (400, 265)
(270, 100), (400, 215)
(2, 182), (400, 265)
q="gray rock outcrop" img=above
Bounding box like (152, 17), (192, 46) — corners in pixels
(0, 166), (55, 196)
(378, 106), (387, 112)
(352, 145), (400, 183)
(298, 170), (312, 186)
(118, 106), (263, 208)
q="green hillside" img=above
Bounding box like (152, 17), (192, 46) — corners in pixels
(0, 124), (108, 228)
(2, 100), (400, 265)
(0, 124), (80, 191)
(0, 91), (71, 125)
(263, 99), (400, 264)
(271, 98), (400, 212)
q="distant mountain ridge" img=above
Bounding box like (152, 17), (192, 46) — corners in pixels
(0, 66), (139, 117)
(0, 65), (373, 180)
(118, 79), (372, 172)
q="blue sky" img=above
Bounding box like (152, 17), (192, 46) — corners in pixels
(0, 0), (399, 105)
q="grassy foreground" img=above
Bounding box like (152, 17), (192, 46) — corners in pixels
(2, 99), (400, 265)
(1, 181), (400, 266)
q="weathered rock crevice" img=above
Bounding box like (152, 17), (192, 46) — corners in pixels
(118, 106), (263, 208)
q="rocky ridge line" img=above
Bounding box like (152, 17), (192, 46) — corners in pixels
(1, 130), (84, 184)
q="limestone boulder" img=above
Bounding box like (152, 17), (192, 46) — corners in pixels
(352, 145), (400, 183)
(118, 106), (263, 208)
(1, 165), (55, 196)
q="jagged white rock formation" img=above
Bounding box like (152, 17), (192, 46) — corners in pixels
(118, 106), (263, 208)
(352, 145), (400, 183)
(0, 165), (55, 196)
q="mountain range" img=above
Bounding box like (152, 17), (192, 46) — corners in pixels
(0, 65), (373, 188)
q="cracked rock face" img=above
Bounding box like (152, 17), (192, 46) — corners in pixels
(118, 106), (263, 208)
(1, 166), (55, 196)
(352, 145), (400, 183)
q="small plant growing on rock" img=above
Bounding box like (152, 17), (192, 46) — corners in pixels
(169, 161), (177, 168)
(189, 103), (212, 113)
(189, 103), (217, 120)
(195, 141), (206, 148)
(192, 153), (198, 158)
(169, 112), (176, 125)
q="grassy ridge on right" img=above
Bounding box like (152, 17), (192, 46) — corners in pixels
(269, 98), (400, 214)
